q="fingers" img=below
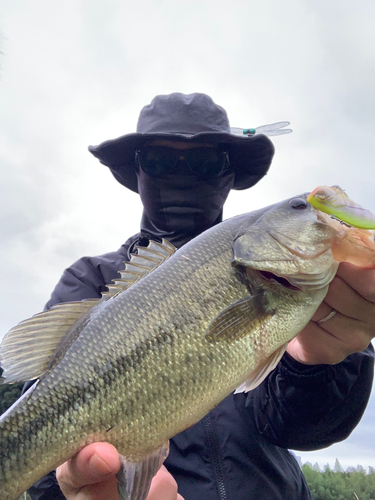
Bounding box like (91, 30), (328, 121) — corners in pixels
(287, 321), (353, 365)
(147, 466), (184, 500)
(56, 443), (121, 500)
(321, 272), (375, 352)
(287, 320), (364, 365)
(323, 274), (375, 323)
(56, 444), (183, 500)
(287, 263), (375, 365)
(336, 262), (375, 303)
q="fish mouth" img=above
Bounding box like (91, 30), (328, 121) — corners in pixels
(257, 270), (301, 291)
(245, 266), (302, 292)
(246, 256), (339, 293)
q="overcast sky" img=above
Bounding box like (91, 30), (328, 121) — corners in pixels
(1, 0), (375, 470)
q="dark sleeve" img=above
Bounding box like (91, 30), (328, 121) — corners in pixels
(44, 251), (129, 309)
(247, 343), (374, 450)
(43, 235), (140, 310)
(28, 472), (65, 500)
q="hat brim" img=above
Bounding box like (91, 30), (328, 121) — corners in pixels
(88, 131), (275, 193)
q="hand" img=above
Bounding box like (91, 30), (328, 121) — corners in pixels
(56, 442), (184, 500)
(287, 263), (375, 365)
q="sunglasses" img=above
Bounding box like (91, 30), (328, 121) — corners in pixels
(135, 146), (229, 177)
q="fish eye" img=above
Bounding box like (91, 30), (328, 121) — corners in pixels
(289, 198), (308, 209)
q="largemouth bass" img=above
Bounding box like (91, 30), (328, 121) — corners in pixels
(0, 192), (372, 500)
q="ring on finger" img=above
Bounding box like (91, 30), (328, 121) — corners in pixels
(317, 310), (337, 324)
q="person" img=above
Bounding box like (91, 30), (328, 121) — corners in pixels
(27, 93), (375, 500)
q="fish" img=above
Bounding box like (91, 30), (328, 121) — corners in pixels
(308, 186), (375, 268)
(0, 191), (372, 500)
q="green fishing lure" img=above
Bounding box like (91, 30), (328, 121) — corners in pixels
(307, 186), (375, 230)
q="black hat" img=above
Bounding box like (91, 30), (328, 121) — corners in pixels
(88, 93), (275, 193)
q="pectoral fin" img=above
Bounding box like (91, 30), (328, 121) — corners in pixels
(116, 442), (169, 500)
(206, 294), (274, 342)
(234, 343), (287, 393)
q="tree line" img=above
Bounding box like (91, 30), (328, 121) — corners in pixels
(302, 461), (375, 500)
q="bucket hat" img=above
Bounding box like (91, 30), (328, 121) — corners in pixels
(88, 93), (275, 193)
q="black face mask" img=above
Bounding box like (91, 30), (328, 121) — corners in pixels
(136, 163), (235, 248)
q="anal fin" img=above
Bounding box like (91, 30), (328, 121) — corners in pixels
(116, 442), (169, 500)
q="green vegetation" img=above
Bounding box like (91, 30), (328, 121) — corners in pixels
(0, 369), (23, 415)
(302, 461), (375, 500)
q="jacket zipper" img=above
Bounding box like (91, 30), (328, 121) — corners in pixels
(203, 414), (229, 500)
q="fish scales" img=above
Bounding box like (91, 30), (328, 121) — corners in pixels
(0, 215), (253, 496)
(0, 196), (348, 499)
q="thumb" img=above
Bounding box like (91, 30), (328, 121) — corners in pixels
(56, 443), (121, 499)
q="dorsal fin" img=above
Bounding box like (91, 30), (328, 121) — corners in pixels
(0, 239), (176, 384)
(102, 239), (176, 298)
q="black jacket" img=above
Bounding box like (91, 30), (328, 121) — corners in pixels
(28, 234), (374, 500)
